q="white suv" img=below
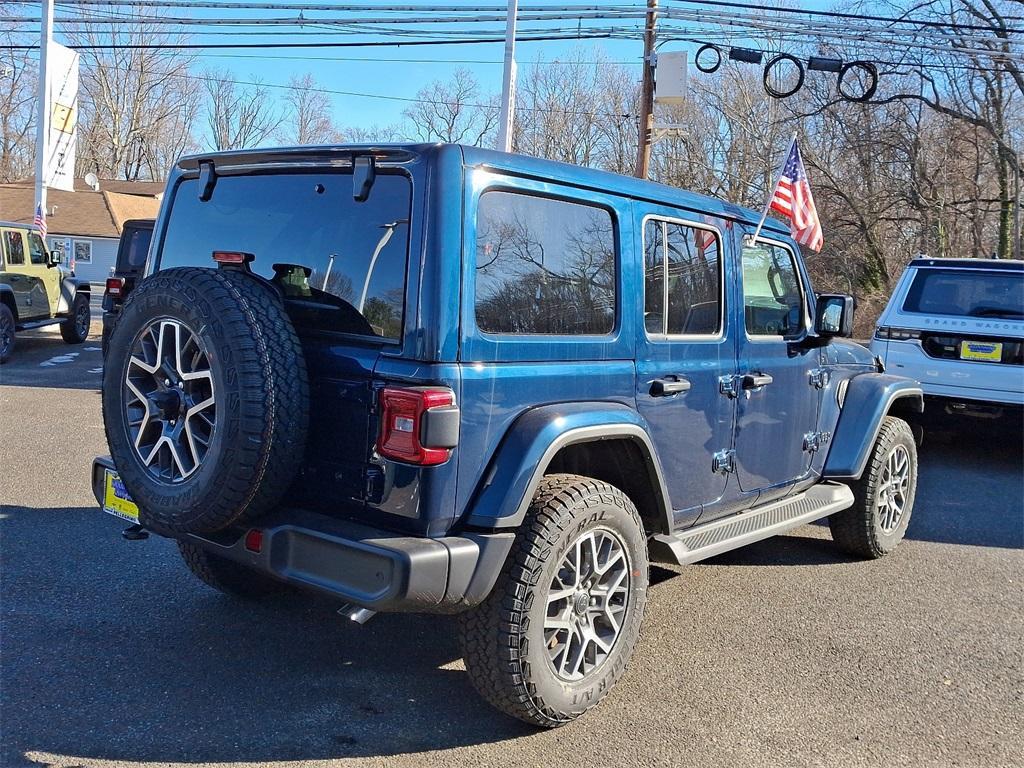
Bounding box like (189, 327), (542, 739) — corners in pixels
(870, 258), (1023, 416)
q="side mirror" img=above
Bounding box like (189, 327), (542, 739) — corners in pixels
(48, 250), (62, 267)
(814, 293), (854, 338)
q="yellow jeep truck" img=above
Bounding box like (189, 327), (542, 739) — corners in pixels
(0, 221), (91, 363)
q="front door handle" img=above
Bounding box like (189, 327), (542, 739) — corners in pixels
(741, 373), (774, 389)
(650, 376), (691, 397)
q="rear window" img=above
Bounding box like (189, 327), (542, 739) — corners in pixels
(119, 227), (153, 270)
(903, 268), (1023, 320)
(159, 171), (411, 342)
(474, 190), (616, 335)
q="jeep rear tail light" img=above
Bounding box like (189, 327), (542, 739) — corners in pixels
(377, 386), (459, 466)
(105, 277), (125, 297)
(875, 326), (921, 341)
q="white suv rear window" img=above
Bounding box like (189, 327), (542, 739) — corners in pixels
(902, 268), (1023, 321)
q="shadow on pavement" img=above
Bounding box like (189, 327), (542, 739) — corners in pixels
(702, 420), (1023, 568)
(0, 327), (104, 391)
(0, 505), (531, 767)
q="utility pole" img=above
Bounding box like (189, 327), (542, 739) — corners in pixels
(34, 0), (54, 223)
(1014, 159), (1021, 261)
(634, 0), (658, 179)
(496, 0), (518, 153)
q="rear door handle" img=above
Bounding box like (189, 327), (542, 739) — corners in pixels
(741, 373), (774, 389)
(650, 376), (691, 396)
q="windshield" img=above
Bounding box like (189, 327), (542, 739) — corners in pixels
(158, 170), (411, 341)
(902, 268), (1024, 320)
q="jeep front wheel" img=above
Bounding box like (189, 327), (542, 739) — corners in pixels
(458, 474), (649, 727)
(829, 416), (918, 558)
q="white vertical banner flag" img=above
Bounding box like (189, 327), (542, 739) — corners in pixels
(45, 41), (78, 192)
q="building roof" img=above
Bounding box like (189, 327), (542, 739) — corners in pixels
(0, 178), (161, 239)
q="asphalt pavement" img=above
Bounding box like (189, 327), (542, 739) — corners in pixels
(1, 332), (1022, 768)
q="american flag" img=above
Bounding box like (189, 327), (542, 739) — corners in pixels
(768, 140), (823, 252)
(33, 204), (46, 238)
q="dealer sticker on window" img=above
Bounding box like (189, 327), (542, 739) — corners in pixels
(959, 340), (1003, 362)
(102, 469), (140, 522)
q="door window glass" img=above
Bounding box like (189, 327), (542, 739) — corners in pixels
(643, 219), (721, 336)
(28, 233), (47, 265)
(4, 231), (26, 265)
(475, 190), (616, 335)
(741, 241), (804, 337)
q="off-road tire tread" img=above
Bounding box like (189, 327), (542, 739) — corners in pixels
(60, 293), (90, 344)
(457, 473), (647, 728)
(829, 416), (916, 559)
(177, 540), (288, 599)
(104, 267), (309, 534)
(0, 303), (14, 363)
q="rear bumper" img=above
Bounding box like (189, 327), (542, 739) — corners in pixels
(91, 457), (513, 613)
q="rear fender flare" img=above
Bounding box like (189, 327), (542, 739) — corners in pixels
(463, 402), (673, 533)
(823, 373), (924, 479)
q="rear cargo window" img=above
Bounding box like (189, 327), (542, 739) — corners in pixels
(121, 227), (153, 270)
(903, 268), (1023, 320)
(474, 190), (616, 335)
(158, 171), (411, 342)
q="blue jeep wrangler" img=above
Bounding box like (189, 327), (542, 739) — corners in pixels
(93, 144), (923, 727)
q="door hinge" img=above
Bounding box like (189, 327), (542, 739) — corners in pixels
(809, 368), (831, 389)
(719, 375), (739, 398)
(803, 431), (832, 452)
(712, 449), (736, 474)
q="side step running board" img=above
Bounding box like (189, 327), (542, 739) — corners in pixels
(649, 482), (854, 566)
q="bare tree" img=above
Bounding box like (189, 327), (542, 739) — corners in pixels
(203, 69), (284, 151)
(283, 74), (339, 145)
(0, 21), (36, 183)
(403, 68), (497, 145)
(67, 11), (200, 180)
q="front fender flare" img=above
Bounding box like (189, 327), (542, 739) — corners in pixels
(823, 373), (923, 479)
(463, 402), (672, 532)
(58, 276), (90, 315)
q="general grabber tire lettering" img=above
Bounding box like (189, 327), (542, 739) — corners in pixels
(102, 267), (309, 535)
(829, 416), (918, 559)
(457, 474), (649, 727)
(177, 540), (289, 600)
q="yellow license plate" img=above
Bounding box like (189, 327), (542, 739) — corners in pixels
(103, 469), (139, 522)
(959, 340), (1003, 362)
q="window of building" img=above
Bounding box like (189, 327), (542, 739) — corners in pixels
(475, 191), (616, 335)
(643, 219), (721, 336)
(741, 241), (804, 337)
(74, 240), (93, 264)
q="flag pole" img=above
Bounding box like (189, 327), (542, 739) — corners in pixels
(745, 133), (796, 246)
(34, 0), (54, 232)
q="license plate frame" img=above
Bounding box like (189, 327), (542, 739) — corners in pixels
(102, 468), (140, 522)
(959, 340), (1003, 362)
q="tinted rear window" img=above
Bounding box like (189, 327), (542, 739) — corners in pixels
(474, 190), (616, 335)
(159, 171), (411, 341)
(903, 268), (1023, 320)
(120, 227), (153, 270)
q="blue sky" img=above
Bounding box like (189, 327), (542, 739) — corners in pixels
(19, 1), (836, 133)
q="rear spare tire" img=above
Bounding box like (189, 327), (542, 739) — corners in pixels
(103, 267), (309, 535)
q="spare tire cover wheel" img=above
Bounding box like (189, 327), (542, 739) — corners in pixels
(103, 266), (309, 535)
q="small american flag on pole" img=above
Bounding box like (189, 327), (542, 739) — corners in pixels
(767, 139), (823, 252)
(33, 204), (47, 239)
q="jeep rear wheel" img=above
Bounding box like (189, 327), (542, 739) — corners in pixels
(829, 416), (918, 559)
(103, 267), (309, 535)
(458, 474), (649, 727)
(60, 293), (90, 344)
